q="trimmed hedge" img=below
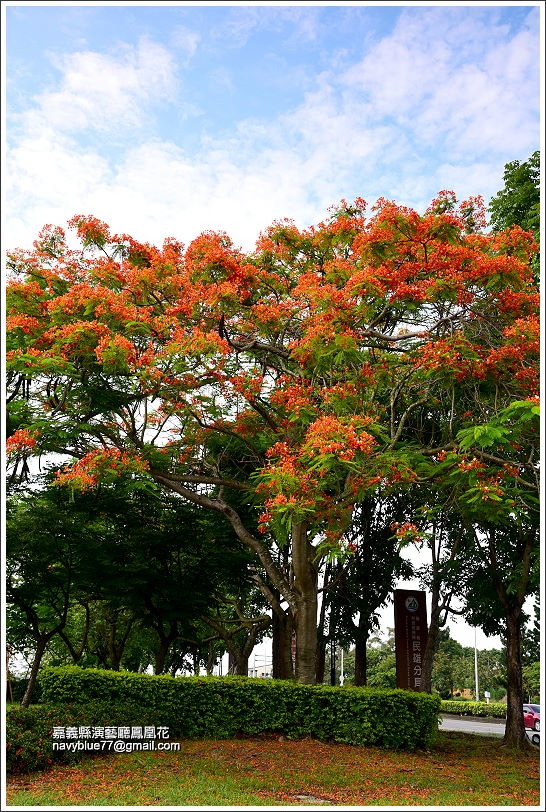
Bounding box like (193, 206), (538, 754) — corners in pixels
(38, 665), (440, 749)
(440, 699), (507, 718)
(6, 700), (148, 775)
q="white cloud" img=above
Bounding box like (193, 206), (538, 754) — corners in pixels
(19, 37), (178, 135)
(86, 140), (328, 250)
(5, 126), (111, 247)
(169, 25), (200, 67)
(5, 130), (319, 253)
(211, 6), (266, 50)
(207, 66), (236, 96)
(5, 9), (540, 258)
(208, 5), (322, 51)
(339, 6), (540, 161)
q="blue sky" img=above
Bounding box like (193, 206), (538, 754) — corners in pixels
(3, 1), (542, 254)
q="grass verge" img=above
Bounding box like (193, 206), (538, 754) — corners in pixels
(6, 731), (540, 807)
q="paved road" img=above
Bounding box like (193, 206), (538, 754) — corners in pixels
(440, 714), (541, 746)
(440, 713), (505, 736)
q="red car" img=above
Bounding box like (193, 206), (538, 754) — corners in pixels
(523, 704), (540, 731)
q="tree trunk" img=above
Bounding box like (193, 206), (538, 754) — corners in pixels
(20, 636), (49, 708)
(420, 524), (464, 693)
(354, 637), (368, 687)
(94, 645), (109, 668)
(353, 613), (371, 686)
(152, 475), (313, 676)
(202, 611), (270, 678)
(154, 635), (174, 675)
(107, 612), (135, 671)
(315, 638), (327, 684)
(226, 650), (250, 675)
(272, 604), (294, 680)
(59, 602), (91, 664)
(224, 635), (250, 676)
(421, 591), (442, 693)
(252, 580), (293, 680)
(206, 642), (216, 676)
(483, 526), (535, 750)
(153, 621), (179, 675)
(315, 561), (331, 684)
(503, 608), (530, 749)
(153, 475), (322, 684)
(232, 652), (249, 676)
(292, 522), (318, 684)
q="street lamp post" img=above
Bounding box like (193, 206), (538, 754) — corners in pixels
(474, 627), (479, 702)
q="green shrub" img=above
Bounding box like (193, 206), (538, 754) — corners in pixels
(37, 665), (440, 750)
(6, 701), (145, 775)
(440, 699), (506, 718)
(6, 705), (58, 774)
(490, 687), (507, 702)
(7, 670), (441, 775)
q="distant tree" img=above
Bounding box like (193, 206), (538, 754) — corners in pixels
(6, 490), (98, 706)
(432, 635), (467, 699)
(85, 605), (138, 671)
(394, 393), (539, 746)
(324, 496), (413, 686)
(433, 640), (507, 701)
(365, 629), (397, 689)
(401, 502), (473, 693)
(60, 485), (258, 674)
(202, 590), (271, 677)
(40, 601), (95, 668)
(520, 595), (540, 667)
(522, 662), (540, 703)
(6, 477), (262, 692)
(488, 150), (540, 279)
(477, 648), (507, 701)
(461, 520), (538, 747)
(488, 151), (540, 238)
(454, 396), (539, 747)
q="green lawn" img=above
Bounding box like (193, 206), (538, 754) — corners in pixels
(6, 731), (540, 807)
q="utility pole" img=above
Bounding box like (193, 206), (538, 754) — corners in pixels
(330, 639), (336, 685)
(474, 627), (479, 701)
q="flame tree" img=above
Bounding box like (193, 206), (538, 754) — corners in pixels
(6, 193), (539, 689)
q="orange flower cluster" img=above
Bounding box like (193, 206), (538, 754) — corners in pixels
(95, 333), (138, 368)
(6, 314), (43, 335)
(55, 448), (149, 492)
(415, 335), (486, 381)
(6, 429), (38, 455)
(6, 193), (539, 550)
(303, 415), (376, 457)
(270, 379), (317, 418)
(391, 522), (424, 543)
(67, 214), (112, 246)
(457, 457), (485, 473)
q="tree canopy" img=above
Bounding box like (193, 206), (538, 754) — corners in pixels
(6, 191), (539, 688)
(488, 150), (540, 238)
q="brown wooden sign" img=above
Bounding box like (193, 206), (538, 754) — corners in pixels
(394, 589), (429, 691)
